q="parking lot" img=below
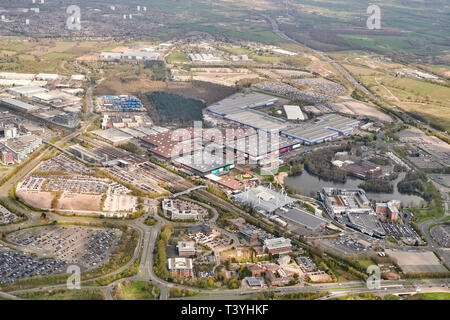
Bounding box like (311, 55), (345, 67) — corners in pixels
(0, 243), (67, 284)
(382, 222), (423, 245)
(431, 225), (450, 248)
(35, 154), (93, 175)
(17, 175), (110, 195)
(7, 226), (121, 270)
(321, 234), (369, 256)
(295, 256), (317, 272)
(0, 205), (19, 225)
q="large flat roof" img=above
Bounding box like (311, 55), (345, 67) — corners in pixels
(283, 105), (305, 120)
(225, 110), (287, 132)
(275, 207), (328, 231)
(8, 86), (47, 96)
(282, 114), (360, 144)
(225, 133), (298, 157)
(207, 92), (278, 116)
(0, 98), (39, 111)
(92, 128), (133, 143)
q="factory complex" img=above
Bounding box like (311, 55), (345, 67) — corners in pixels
(100, 51), (160, 61)
(0, 72), (85, 128)
(206, 92), (360, 144)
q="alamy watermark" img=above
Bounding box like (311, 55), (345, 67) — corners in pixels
(66, 5), (81, 31)
(66, 265), (81, 290)
(366, 265), (381, 289)
(366, 5), (381, 30)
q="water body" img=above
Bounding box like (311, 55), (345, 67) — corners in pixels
(284, 171), (424, 207)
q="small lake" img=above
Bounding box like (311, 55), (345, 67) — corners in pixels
(284, 171), (424, 207)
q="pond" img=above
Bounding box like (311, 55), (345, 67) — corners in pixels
(284, 171), (424, 207)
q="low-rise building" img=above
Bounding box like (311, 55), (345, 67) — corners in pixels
(176, 241), (196, 257)
(263, 237), (292, 255)
(265, 268), (293, 286)
(245, 277), (265, 288)
(167, 258), (194, 278)
(376, 200), (401, 221)
(162, 199), (202, 220)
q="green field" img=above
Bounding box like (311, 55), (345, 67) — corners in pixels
(410, 292), (450, 300)
(17, 289), (106, 300)
(166, 51), (189, 63)
(112, 280), (160, 300)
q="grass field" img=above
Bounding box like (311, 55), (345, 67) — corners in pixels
(17, 289), (106, 300)
(410, 292), (450, 300)
(278, 0), (449, 63)
(112, 280), (160, 300)
(166, 51), (189, 63)
(330, 52), (450, 131)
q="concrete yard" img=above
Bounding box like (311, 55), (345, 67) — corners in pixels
(386, 249), (448, 274)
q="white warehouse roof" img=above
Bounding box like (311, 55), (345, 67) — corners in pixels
(283, 105), (306, 120)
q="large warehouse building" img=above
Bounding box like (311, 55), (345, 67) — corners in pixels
(281, 114), (360, 144)
(225, 133), (300, 162)
(207, 92), (278, 117)
(275, 207), (328, 231)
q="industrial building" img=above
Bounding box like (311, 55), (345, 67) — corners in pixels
(0, 98), (39, 113)
(233, 186), (296, 214)
(272, 48), (298, 56)
(92, 128), (134, 145)
(7, 86), (48, 98)
(275, 207), (328, 231)
(207, 92), (278, 117)
(281, 114), (360, 144)
(263, 237), (292, 254)
(283, 105), (306, 121)
(173, 153), (235, 176)
(51, 113), (80, 128)
(121, 51), (160, 61)
(142, 129), (201, 160)
(68, 144), (105, 164)
(188, 53), (223, 63)
(100, 51), (160, 61)
(0, 72), (36, 80)
(35, 73), (59, 81)
(225, 110), (287, 132)
(225, 133), (300, 162)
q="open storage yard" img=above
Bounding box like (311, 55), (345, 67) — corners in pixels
(431, 225), (450, 248)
